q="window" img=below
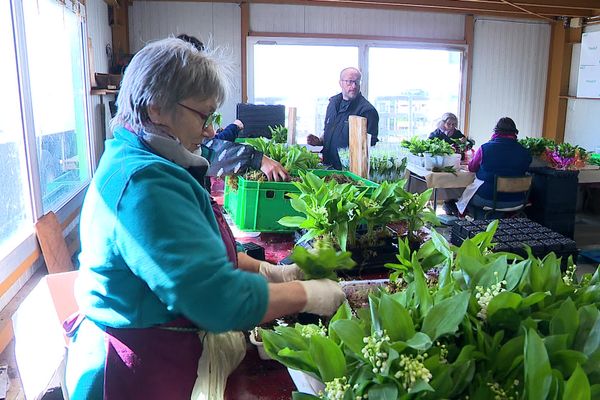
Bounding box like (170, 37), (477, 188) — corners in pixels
(0, 0), (91, 262)
(0, 1), (32, 255)
(249, 39), (464, 144)
(369, 47), (462, 142)
(250, 42), (358, 143)
(23, 0), (90, 212)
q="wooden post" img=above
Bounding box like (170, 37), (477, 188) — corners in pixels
(287, 107), (297, 145)
(349, 115), (369, 177)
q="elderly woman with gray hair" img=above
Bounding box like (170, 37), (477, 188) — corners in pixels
(64, 38), (344, 400)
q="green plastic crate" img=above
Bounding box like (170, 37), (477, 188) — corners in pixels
(223, 170), (378, 232)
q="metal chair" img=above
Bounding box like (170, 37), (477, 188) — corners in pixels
(482, 174), (532, 218)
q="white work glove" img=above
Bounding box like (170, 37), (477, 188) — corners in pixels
(298, 279), (346, 316)
(258, 261), (304, 283)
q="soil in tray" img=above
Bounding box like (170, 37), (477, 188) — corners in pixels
(323, 173), (365, 185)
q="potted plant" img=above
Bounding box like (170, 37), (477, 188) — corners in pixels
(261, 221), (600, 399)
(423, 138), (455, 170)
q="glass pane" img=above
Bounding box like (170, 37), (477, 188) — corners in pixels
(0, 2), (32, 255)
(23, 0), (90, 212)
(369, 47), (462, 142)
(253, 44), (358, 143)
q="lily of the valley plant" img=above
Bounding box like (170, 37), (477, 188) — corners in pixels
(262, 221), (600, 400)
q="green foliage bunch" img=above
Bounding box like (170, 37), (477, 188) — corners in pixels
(279, 172), (439, 250)
(244, 137), (321, 172)
(291, 238), (356, 281)
(278, 171), (369, 251)
(401, 137), (454, 157)
(269, 124), (288, 144)
(262, 221), (600, 400)
(518, 137), (556, 156)
(424, 138), (454, 157)
(401, 137), (430, 156)
(339, 146), (408, 183)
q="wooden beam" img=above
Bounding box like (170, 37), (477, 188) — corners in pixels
(463, 14), (474, 138)
(542, 20), (567, 143)
(461, 0), (600, 10)
(349, 116), (369, 178)
(249, 31), (466, 45)
(250, 0), (595, 18)
(241, 2), (249, 103)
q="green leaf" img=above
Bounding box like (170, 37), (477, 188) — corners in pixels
(379, 294), (415, 341)
(521, 291), (549, 308)
(564, 364), (591, 400)
(331, 319), (366, 355)
(551, 350), (588, 378)
(487, 291), (522, 319)
(549, 298), (579, 346)
(292, 392), (320, 400)
(505, 259), (528, 291)
(422, 291), (470, 341)
(309, 334), (346, 382)
(476, 255), (508, 288)
(408, 380), (435, 394)
(583, 314), (600, 356)
(367, 383), (399, 400)
(279, 216), (306, 227)
(524, 328), (552, 400)
(406, 332), (432, 351)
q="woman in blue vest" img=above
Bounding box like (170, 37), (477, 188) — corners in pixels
(461, 117), (532, 213)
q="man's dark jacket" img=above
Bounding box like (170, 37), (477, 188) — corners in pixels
(322, 93), (379, 170)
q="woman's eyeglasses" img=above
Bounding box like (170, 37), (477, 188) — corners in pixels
(177, 102), (214, 129)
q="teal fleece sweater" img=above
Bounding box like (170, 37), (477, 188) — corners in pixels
(75, 127), (269, 331)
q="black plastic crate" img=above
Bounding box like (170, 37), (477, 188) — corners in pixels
(493, 242), (511, 253)
(528, 167), (579, 212)
(524, 239), (545, 256)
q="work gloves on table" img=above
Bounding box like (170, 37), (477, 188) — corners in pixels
(258, 261), (345, 316)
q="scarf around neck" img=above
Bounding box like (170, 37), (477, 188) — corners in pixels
(139, 128), (209, 169)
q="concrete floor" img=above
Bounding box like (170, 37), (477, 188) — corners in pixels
(1, 212), (599, 400)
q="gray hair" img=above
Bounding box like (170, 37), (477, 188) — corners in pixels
(436, 112), (458, 130)
(110, 37), (230, 132)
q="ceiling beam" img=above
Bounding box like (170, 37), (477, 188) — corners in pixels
(250, 0), (594, 18)
(460, 0), (600, 11)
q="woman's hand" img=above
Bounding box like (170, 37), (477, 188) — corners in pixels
(260, 156), (289, 181)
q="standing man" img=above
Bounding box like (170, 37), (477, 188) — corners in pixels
(307, 67), (379, 170)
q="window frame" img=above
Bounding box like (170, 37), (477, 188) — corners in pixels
(247, 36), (468, 138)
(0, 0), (92, 279)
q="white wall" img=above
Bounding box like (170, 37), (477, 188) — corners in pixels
(564, 24), (600, 152)
(250, 4), (465, 40)
(469, 18), (550, 147)
(129, 1), (242, 124)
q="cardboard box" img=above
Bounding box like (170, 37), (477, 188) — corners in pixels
(12, 271), (78, 400)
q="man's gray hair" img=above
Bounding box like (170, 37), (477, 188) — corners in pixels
(339, 67), (361, 80)
(110, 37), (230, 132)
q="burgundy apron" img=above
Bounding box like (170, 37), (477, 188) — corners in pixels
(65, 315), (203, 400)
(210, 198), (238, 267)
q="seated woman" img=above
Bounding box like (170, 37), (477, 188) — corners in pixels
(456, 117), (532, 216)
(64, 38), (345, 400)
(428, 113), (472, 216)
(428, 112), (470, 145)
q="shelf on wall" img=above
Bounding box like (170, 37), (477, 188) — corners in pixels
(91, 89), (119, 96)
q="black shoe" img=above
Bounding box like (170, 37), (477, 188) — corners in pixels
(443, 200), (459, 216)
